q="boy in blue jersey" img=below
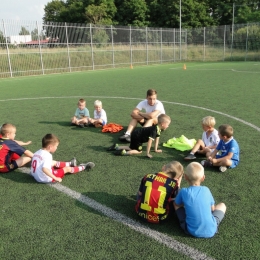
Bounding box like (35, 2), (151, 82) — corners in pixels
(71, 98), (90, 128)
(174, 162), (226, 238)
(201, 124), (240, 172)
(135, 161), (184, 224)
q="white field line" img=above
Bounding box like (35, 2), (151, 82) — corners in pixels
(1, 96), (259, 132)
(5, 95), (260, 260)
(19, 167), (213, 260)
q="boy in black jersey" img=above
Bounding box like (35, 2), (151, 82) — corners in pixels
(107, 114), (171, 158)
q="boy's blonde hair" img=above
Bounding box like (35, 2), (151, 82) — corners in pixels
(94, 100), (102, 107)
(164, 161), (184, 179)
(202, 116), (216, 127)
(42, 134), (60, 148)
(218, 124), (233, 138)
(78, 98), (86, 104)
(185, 162), (204, 183)
(158, 114), (171, 124)
(0, 123), (16, 136)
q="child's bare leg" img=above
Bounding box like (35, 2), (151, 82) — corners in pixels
(16, 156), (31, 167)
(191, 140), (205, 154)
(126, 150), (142, 155)
(118, 145), (131, 150)
(213, 158), (232, 167)
(215, 202), (226, 213)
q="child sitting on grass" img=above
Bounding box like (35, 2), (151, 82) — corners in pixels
(71, 98), (90, 128)
(174, 162), (226, 238)
(0, 123), (33, 173)
(135, 161), (183, 223)
(107, 114), (171, 158)
(30, 133), (95, 183)
(185, 116), (219, 160)
(88, 100), (107, 127)
(201, 124), (240, 172)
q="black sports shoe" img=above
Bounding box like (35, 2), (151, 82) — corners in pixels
(107, 143), (118, 151)
(70, 157), (77, 167)
(184, 154), (196, 160)
(80, 162), (95, 171)
(201, 160), (213, 167)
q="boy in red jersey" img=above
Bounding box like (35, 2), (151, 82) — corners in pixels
(135, 161), (184, 223)
(0, 123), (33, 173)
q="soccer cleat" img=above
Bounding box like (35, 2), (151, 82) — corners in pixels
(114, 149), (126, 156)
(219, 166), (227, 172)
(184, 153), (196, 160)
(107, 143), (118, 151)
(70, 157), (77, 167)
(201, 160), (213, 167)
(80, 162), (95, 171)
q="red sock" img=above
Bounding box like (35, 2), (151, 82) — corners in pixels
(55, 161), (69, 168)
(70, 166), (85, 174)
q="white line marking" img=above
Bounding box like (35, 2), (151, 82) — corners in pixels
(19, 167), (214, 260)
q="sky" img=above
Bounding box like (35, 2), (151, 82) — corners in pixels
(0, 0), (50, 22)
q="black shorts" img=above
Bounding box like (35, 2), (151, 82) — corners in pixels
(129, 132), (142, 151)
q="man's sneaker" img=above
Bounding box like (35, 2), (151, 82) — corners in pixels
(114, 149), (126, 156)
(125, 135), (131, 142)
(119, 133), (130, 141)
(70, 157), (77, 167)
(107, 143), (118, 151)
(79, 124), (84, 128)
(184, 153), (196, 160)
(201, 160), (213, 167)
(219, 166), (227, 172)
(80, 162), (95, 171)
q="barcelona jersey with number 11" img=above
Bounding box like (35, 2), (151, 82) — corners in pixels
(135, 172), (178, 223)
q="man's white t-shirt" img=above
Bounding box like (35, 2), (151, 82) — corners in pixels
(136, 100), (165, 116)
(31, 149), (53, 183)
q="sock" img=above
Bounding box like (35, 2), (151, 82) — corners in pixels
(70, 166), (85, 174)
(55, 161), (70, 168)
(125, 131), (130, 136)
(115, 144), (119, 150)
(190, 152), (194, 155)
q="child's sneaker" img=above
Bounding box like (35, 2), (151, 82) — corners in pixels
(80, 162), (95, 171)
(219, 166), (227, 172)
(119, 133), (131, 142)
(70, 157), (77, 167)
(107, 143), (118, 151)
(201, 160), (213, 167)
(184, 153), (196, 160)
(114, 149), (126, 156)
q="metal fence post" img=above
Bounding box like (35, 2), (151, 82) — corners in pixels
(36, 21), (44, 75)
(160, 28), (162, 63)
(130, 26), (132, 66)
(203, 27), (206, 61)
(110, 25), (115, 68)
(90, 24), (94, 70)
(245, 23), (248, 61)
(223, 25), (226, 61)
(65, 22), (71, 72)
(2, 20), (12, 77)
(146, 27), (148, 65)
(173, 28), (175, 62)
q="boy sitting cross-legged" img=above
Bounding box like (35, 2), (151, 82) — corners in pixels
(107, 114), (171, 158)
(174, 162), (226, 238)
(30, 134), (95, 183)
(135, 161), (184, 223)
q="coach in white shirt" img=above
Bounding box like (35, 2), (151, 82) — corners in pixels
(119, 89), (165, 142)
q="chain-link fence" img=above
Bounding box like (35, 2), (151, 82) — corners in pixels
(0, 20), (260, 78)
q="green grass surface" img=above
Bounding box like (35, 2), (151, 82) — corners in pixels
(0, 61), (260, 259)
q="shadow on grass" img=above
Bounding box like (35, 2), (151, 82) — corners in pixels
(74, 191), (190, 238)
(0, 170), (36, 184)
(38, 120), (70, 127)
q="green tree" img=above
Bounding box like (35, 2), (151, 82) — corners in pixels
(114, 0), (149, 27)
(0, 30), (5, 43)
(86, 3), (113, 24)
(43, 0), (66, 22)
(19, 26), (30, 35)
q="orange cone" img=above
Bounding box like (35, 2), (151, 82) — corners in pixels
(183, 64), (186, 70)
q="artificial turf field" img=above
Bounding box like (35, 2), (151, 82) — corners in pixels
(0, 61), (260, 259)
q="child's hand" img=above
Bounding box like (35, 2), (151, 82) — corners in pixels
(155, 149), (162, 153)
(147, 154), (153, 158)
(55, 177), (62, 183)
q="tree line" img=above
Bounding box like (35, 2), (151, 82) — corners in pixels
(43, 0), (260, 28)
